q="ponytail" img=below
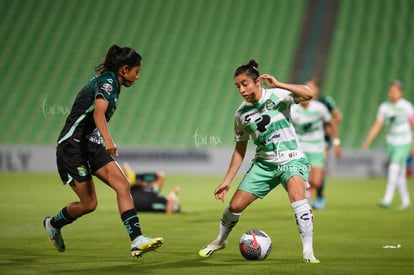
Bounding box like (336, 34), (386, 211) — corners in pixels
(234, 59), (260, 80)
(95, 44), (142, 74)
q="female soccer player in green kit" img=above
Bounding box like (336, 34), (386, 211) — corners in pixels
(43, 45), (163, 257)
(363, 81), (414, 210)
(305, 78), (342, 210)
(290, 89), (341, 204)
(199, 60), (319, 263)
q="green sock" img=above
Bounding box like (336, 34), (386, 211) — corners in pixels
(50, 207), (76, 229)
(121, 209), (142, 241)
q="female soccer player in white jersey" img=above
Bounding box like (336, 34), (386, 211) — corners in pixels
(363, 81), (414, 210)
(198, 60), (319, 263)
(306, 78), (342, 210)
(290, 92), (341, 202)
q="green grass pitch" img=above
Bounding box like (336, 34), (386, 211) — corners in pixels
(1, 173), (413, 274)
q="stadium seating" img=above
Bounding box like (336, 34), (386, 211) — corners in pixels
(323, 0), (414, 148)
(1, 0), (413, 149)
(0, 0), (305, 146)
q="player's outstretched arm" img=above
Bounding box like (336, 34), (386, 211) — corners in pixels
(259, 74), (313, 103)
(214, 141), (248, 202)
(362, 119), (383, 150)
(326, 120), (341, 157)
(410, 115), (414, 156)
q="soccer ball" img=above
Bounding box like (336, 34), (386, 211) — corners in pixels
(239, 229), (272, 260)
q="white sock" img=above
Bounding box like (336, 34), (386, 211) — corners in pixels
(305, 181), (311, 201)
(397, 164), (411, 206)
(383, 163), (400, 204)
(291, 199), (314, 256)
(216, 205), (241, 244)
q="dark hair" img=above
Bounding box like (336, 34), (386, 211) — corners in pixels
(390, 80), (403, 89)
(95, 44), (142, 74)
(306, 77), (320, 88)
(234, 59), (260, 80)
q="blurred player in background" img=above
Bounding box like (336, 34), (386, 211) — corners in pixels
(306, 79), (342, 209)
(363, 80), (414, 210)
(291, 88), (341, 203)
(43, 45), (163, 258)
(199, 60), (319, 263)
(122, 163), (181, 214)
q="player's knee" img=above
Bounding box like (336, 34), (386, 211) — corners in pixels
(113, 182), (132, 202)
(120, 180), (132, 195)
(81, 198), (98, 213)
(228, 203), (245, 213)
(286, 176), (307, 202)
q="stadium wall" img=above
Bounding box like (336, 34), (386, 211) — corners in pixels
(0, 145), (387, 178)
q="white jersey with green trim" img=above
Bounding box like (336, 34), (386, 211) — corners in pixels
(291, 100), (332, 153)
(377, 98), (414, 146)
(234, 88), (304, 165)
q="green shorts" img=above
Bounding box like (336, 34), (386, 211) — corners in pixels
(304, 152), (325, 168)
(386, 143), (411, 165)
(237, 158), (310, 199)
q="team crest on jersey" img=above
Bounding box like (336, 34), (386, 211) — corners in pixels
(101, 83), (113, 94)
(265, 99), (276, 110)
(77, 165), (88, 177)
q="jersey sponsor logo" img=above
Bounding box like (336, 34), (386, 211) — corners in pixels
(243, 99), (277, 123)
(244, 110), (259, 123)
(101, 83), (113, 94)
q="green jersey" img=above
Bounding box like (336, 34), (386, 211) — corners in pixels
(377, 98), (414, 146)
(57, 71), (120, 144)
(291, 100), (332, 153)
(317, 95), (337, 113)
(234, 88), (304, 165)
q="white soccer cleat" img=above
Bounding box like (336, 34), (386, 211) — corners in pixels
(43, 216), (65, 252)
(398, 204), (410, 211)
(130, 235), (164, 257)
(303, 252), (320, 263)
(198, 240), (226, 257)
